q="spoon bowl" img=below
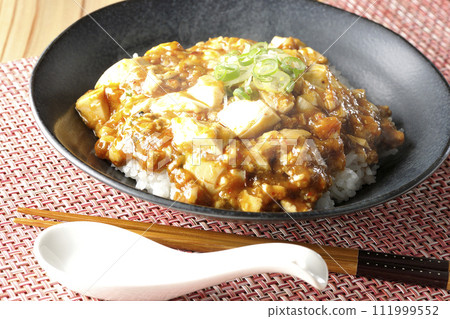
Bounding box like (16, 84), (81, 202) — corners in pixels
(34, 222), (328, 300)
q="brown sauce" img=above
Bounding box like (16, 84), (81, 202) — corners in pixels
(76, 36), (404, 212)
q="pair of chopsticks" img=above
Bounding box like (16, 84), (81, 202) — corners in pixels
(15, 207), (450, 290)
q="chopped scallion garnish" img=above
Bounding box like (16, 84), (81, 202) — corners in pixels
(253, 58), (279, 78)
(250, 42), (268, 51)
(285, 80), (295, 93)
(280, 56), (305, 79)
(238, 53), (255, 66)
(214, 64), (240, 82)
(233, 88), (251, 100)
(213, 41), (305, 94)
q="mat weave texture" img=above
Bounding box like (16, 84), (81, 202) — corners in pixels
(0, 0), (449, 301)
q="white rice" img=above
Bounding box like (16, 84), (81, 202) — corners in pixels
(314, 191), (334, 210)
(329, 152), (378, 203)
(116, 161), (173, 199)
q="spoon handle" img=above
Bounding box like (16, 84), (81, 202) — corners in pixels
(190, 243), (328, 290)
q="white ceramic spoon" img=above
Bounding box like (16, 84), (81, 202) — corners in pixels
(33, 221), (328, 300)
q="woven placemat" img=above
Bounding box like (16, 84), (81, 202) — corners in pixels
(0, 0), (448, 301)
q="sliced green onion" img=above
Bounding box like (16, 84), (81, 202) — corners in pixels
(273, 71), (292, 92)
(253, 58), (278, 78)
(238, 53), (255, 66)
(285, 80), (295, 93)
(233, 88), (251, 100)
(280, 56), (305, 78)
(225, 67), (253, 86)
(256, 75), (274, 82)
(249, 47), (266, 57)
(282, 56), (305, 69)
(214, 63), (240, 82)
(253, 70), (291, 93)
(280, 64), (301, 78)
(247, 42), (268, 56)
(253, 76), (270, 91)
(241, 46), (266, 63)
(251, 42), (268, 50)
(274, 71), (292, 91)
(268, 48), (285, 54)
(213, 42), (298, 94)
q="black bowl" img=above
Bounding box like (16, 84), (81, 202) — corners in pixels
(30, 0), (450, 222)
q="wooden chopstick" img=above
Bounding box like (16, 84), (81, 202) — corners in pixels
(16, 207), (450, 290)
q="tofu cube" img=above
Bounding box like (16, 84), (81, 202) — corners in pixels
(171, 117), (222, 153)
(217, 100), (280, 138)
(238, 190), (263, 212)
(183, 155), (226, 194)
(187, 75), (225, 108)
(95, 57), (160, 94)
(150, 93), (208, 114)
(75, 87), (110, 132)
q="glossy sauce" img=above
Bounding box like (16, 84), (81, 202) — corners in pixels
(77, 37), (404, 212)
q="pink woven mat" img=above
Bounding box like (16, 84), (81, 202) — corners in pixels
(1, 0), (449, 301)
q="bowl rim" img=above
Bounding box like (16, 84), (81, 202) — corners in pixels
(29, 0), (450, 223)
